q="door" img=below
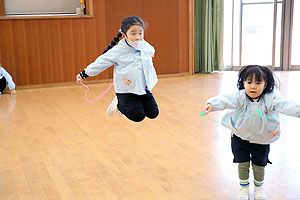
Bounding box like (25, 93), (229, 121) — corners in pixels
(223, 0), (284, 70)
(289, 0), (300, 70)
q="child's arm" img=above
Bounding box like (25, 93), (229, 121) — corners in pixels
(84, 55), (116, 77)
(0, 66), (16, 92)
(269, 93), (300, 118)
(77, 47), (120, 81)
(204, 90), (243, 114)
(10, 89), (16, 95)
(203, 104), (212, 114)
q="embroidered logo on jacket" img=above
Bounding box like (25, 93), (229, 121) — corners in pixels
(123, 78), (131, 86)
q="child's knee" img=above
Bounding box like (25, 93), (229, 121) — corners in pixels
(126, 108), (145, 122)
(239, 161), (250, 180)
(131, 114), (145, 122)
(145, 105), (159, 119)
(252, 163), (265, 181)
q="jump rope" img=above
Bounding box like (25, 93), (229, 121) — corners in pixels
(200, 109), (281, 124)
(78, 82), (282, 122)
(78, 79), (283, 123)
(78, 81), (114, 103)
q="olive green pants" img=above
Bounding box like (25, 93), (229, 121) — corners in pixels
(239, 161), (265, 181)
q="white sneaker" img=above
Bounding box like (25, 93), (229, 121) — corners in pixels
(237, 187), (249, 200)
(254, 187), (266, 200)
(117, 111), (124, 118)
(106, 97), (118, 116)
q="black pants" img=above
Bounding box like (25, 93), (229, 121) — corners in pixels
(116, 90), (159, 122)
(231, 134), (271, 166)
(0, 76), (6, 93)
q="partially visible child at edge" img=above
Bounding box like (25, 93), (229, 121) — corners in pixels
(76, 16), (159, 122)
(203, 65), (300, 200)
(0, 62), (16, 95)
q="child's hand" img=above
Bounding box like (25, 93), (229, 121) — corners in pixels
(11, 89), (16, 95)
(76, 74), (83, 83)
(203, 104), (212, 115)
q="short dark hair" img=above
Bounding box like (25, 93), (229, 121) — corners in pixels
(237, 65), (280, 94)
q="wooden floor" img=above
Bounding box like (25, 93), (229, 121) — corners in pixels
(1, 72), (300, 200)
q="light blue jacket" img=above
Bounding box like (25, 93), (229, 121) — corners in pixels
(84, 39), (158, 95)
(0, 66), (15, 90)
(206, 90), (300, 144)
